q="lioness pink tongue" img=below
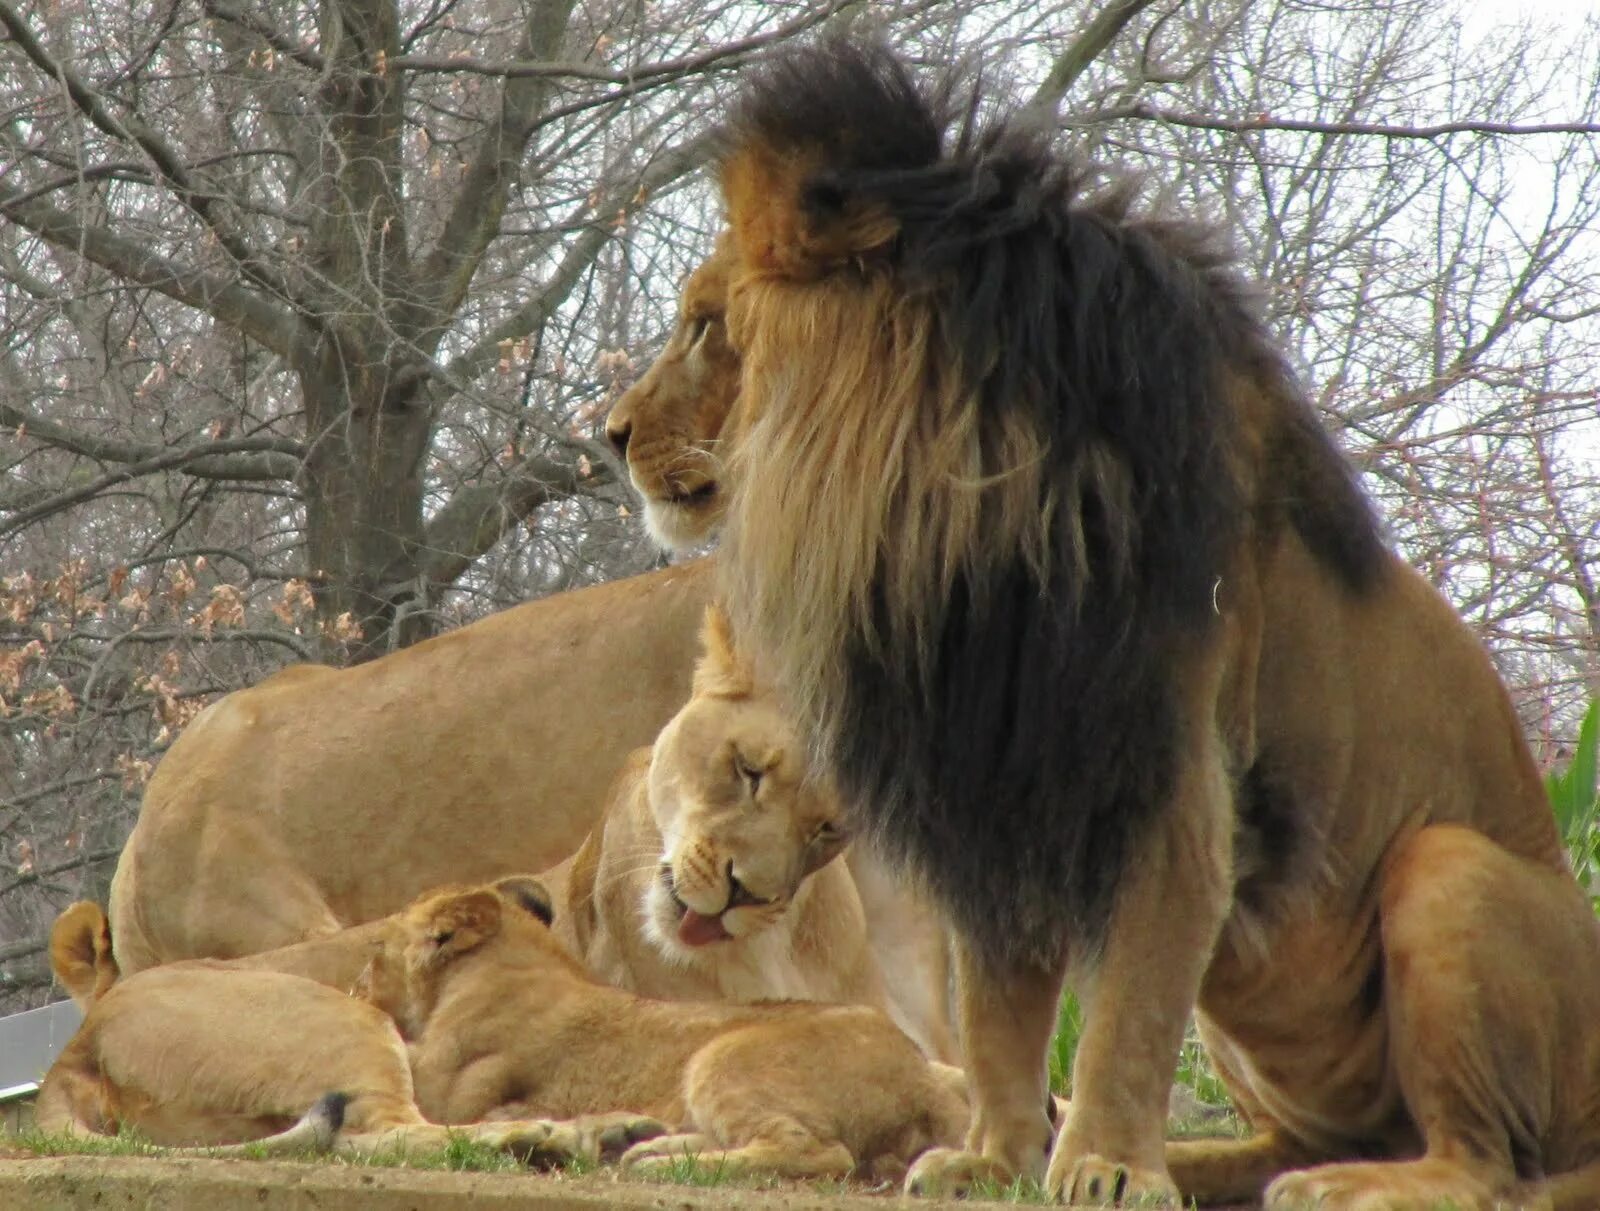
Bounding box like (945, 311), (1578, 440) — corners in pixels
(678, 909), (731, 946)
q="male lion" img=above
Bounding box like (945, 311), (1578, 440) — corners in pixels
(603, 38), (1600, 1211)
(360, 877), (974, 1182)
(40, 894), (658, 1164)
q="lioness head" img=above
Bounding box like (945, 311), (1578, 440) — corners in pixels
(642, 605), (847, 952)
(359, 875), (561, 1036)
(604, 236), (739, 551)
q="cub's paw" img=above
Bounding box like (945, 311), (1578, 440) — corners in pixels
(567, 1112), (669, 1164)
(619, 1131), (715, 1175)
(1052, 1152), (1181, 1207)
(904, 1147), (1014, 1198)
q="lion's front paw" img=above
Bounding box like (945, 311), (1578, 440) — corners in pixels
(1264, 1159), (1512, 1211)
(903, 1147), (1014, 1198)
(1052, 1152), (1181, 1207)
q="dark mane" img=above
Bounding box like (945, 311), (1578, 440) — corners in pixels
(722, 39), (1385, 966)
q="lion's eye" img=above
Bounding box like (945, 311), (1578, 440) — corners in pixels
(432, 929), (454, 946)
(686, 315), (713, 348)
(734, 753), (763, 798)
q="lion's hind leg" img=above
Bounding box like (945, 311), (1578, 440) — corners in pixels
(1267, 825), (1600, 1211)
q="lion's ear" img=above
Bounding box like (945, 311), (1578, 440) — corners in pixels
(417, 891), (502, 966)
(493, 876), (554, 927)
(693, 603), (753, 697)
(720, 145), (899, 280)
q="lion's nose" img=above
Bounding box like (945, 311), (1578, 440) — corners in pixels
(605, 416), (631, 458)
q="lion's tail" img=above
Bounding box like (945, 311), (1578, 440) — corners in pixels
(48, 901), (120, 1009)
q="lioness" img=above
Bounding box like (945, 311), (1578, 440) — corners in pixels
(39, 892), (660, 1164)
(604, 40), (1600, 1210)
(541, 604), (897, 1015)
(360, 876), (973, 1182)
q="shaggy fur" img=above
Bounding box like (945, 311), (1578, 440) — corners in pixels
(716, 40), (1382, 967)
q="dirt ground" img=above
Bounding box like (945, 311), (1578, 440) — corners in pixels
(0, 1151), (1262, 1210)
(0, 1153), (1019, 1210)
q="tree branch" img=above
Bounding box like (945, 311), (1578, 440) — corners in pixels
(0, 0), (292, 302)
(419, 451), (615, 588)
(0, 186), (307, 357)
(1025, 0), (1164, 118)
(1077, 104), (1600, 140)
(0, 436), (306, 539)
(0, 403), (303, 482)
(412, 130), (714, 396)
(0, 848), (122, 901)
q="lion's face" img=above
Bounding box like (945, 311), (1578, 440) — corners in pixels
(604, 237), (740, 551)
(642, 673), (847, 955)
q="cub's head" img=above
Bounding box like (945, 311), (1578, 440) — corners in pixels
(642, 605), (848, 955)
(358, 876), (569, 1036)
(604, 236), (739, 551)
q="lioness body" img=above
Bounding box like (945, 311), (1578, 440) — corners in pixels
(365, 880), (970, 1180)
(108, 564), (711, 973)
(603, 41), (1600, 1209)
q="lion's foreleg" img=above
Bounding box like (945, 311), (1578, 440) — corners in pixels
(1047, 727), (1235, 1207)
(904, 941), (1064, 1198)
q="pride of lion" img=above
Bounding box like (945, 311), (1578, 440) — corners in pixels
(39, 33), (1599, 1211)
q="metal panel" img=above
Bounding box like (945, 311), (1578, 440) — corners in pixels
(0, 1000), (83, 1100)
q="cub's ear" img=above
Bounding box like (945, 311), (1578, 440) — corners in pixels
(692, 603), (753, 698)
(415, 891), (502, 967)
(49, 900), (119, 1009)
(493, 876), (554, 927)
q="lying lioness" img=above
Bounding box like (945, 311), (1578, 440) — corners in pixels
(38, 888), (661, 1163)
(539, 605), (948, 1051)
(360, 876), (974, 1181)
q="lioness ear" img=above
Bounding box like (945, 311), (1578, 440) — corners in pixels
(417, 891), (502, 966)
(693, 604), (753, 697)
(493, 876), (554, 927)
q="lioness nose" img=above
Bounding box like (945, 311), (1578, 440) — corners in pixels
(605, 417), (631, 458)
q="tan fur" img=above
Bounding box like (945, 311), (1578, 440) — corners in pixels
(604, 238), (741, 551)
(39, 900), (652, 1165)
(605, 237), (1600, 1209)
(361, 878), (973, 1182)
(536, 608), (958, 1057)
(108, 564), (711, 974)
(49, 900), (119, 1009)
(100, 587), (955, 1061)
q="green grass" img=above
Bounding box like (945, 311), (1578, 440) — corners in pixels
(13, 1125), (541, 1174)
(1550, 700), (1600, 911)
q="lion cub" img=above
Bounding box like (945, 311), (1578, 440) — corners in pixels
(361, 876), (970, 1180)
(38, 897), (658, 1164)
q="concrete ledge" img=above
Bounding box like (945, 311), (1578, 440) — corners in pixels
(0, 1156), (931, 1211)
